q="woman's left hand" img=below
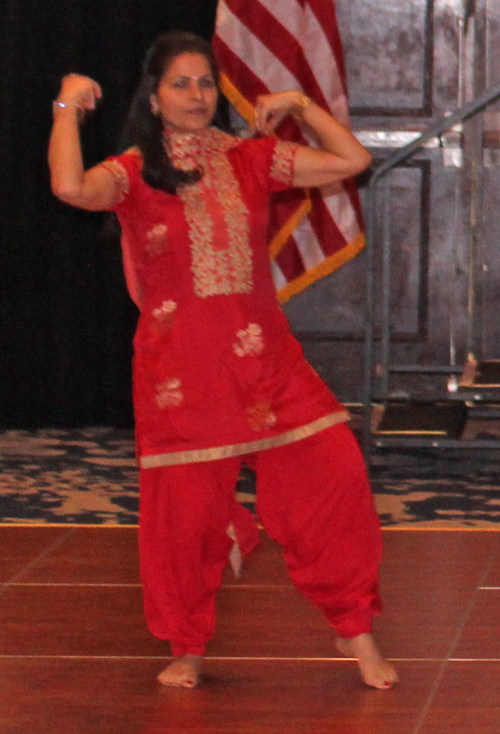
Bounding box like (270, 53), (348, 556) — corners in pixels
(254, 91), (305, 134)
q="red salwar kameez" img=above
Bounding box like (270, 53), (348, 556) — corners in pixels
(101, 128), (382, 655)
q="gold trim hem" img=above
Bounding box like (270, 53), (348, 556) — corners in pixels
(140, 412), (349, 468)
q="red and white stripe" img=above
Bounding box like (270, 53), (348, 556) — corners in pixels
(213, 0), (365, 303)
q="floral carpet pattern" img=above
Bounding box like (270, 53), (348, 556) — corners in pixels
(0, 426), (499, 528)
(371, 447), (500, 528)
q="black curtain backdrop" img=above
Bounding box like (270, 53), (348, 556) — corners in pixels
(0, 0), (218, 428)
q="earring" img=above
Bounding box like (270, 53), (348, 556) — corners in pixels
(150, 95), (160, 116)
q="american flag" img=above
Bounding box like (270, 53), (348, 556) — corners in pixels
(213, 0), (365, 303)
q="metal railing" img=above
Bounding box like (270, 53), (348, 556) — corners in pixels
(361, 80), (500, 458)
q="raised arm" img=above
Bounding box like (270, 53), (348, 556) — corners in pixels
(253, 91), (372, 188)
(48, 74), (119, 211)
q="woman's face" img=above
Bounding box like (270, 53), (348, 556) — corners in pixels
(151, 52), (218, 132)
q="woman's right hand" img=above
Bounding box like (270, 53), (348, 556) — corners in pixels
(56, 74), (102, 111)
(49, 73), (117, 211)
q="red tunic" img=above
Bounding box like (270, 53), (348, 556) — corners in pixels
(102, 128), (348, 468)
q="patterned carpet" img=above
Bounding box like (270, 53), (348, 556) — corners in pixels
(0, 425), (499, 528)
(371, 446), (500, 528)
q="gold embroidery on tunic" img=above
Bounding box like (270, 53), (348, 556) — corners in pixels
(167, 128), (253, 298)
(233, 323), (264, 357)
(247, 402), (277, 431)
(270, 140), (299, 186)
(152, 300), (177, 332)
(146, 223), (169, 257)
(156, 377), (183, 408)
(209, 154), (252, 295)
(100, 160), (130, 203)
(168, 128), (237, 163)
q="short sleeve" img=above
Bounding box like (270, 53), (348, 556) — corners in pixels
(268, 140), (300, 190)
(234, 137), (300, 194)
(97, 150), (142, 214)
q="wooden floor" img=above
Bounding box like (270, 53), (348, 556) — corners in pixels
(1, 526), (499, 734)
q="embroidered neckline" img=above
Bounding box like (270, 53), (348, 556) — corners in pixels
(163, 127), (240, 168)
(161, 127), (253, 298)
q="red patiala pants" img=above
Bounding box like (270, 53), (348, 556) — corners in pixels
(138, 422), (382, 657)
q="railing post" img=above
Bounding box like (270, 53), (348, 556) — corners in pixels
(360, 80), (500, 467)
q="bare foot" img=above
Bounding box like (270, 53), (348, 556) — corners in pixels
(157, 654), (203, 688)
(336, 633), (398, 689)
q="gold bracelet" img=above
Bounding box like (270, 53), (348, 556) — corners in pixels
(292, 93), (313, 119)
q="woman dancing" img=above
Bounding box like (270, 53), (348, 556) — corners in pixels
(48, 31), (397, 690)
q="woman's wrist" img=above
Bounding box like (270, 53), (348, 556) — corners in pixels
(291, 93), (313, 120)
(53, 99), (81, 109)
(52, 99), (83, 120)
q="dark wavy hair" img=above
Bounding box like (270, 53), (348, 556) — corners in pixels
(119, 31), (222, 194)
